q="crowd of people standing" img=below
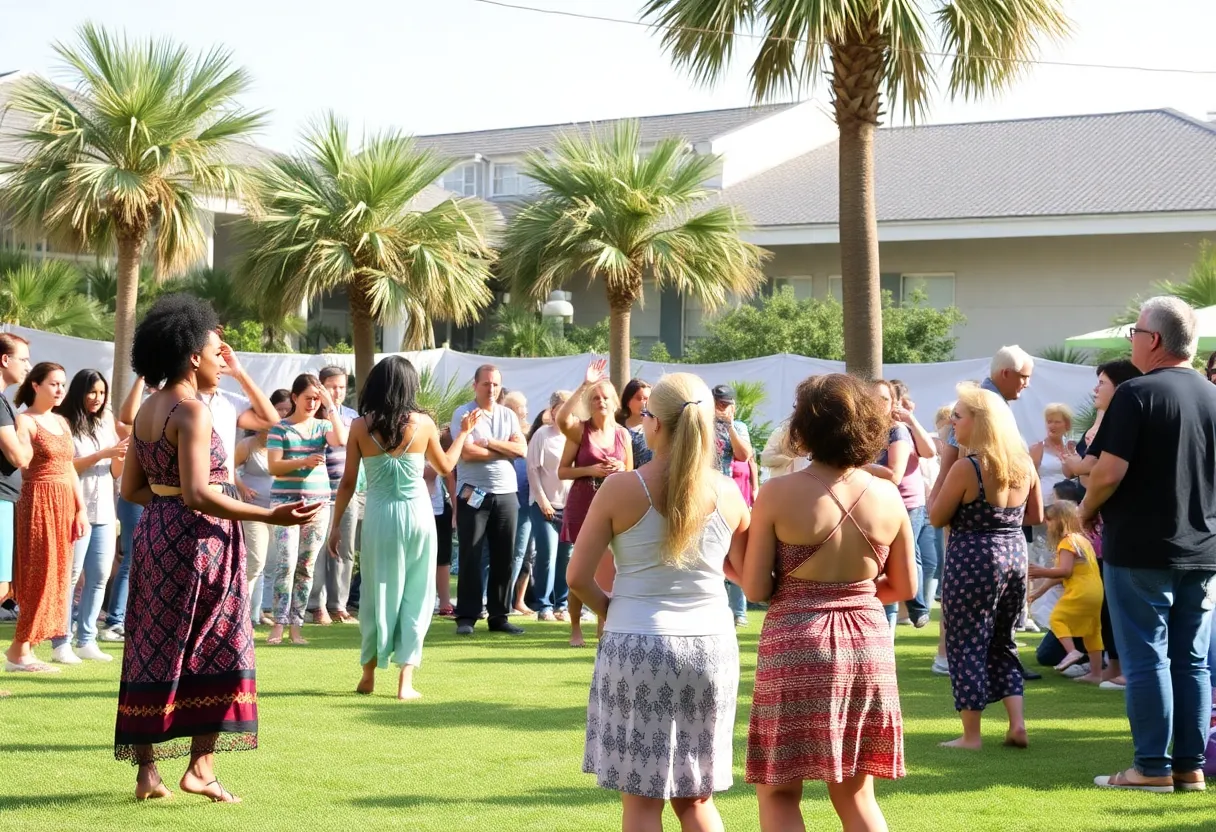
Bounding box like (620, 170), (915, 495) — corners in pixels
(1, 291), (1214, 827)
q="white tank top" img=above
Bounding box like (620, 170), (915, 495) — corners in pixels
(604, 471), (735, 638)
(1039, 443), (1067, 505)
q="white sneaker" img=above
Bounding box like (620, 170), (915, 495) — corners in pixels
(50, 644), (83, 665)
(931, 657), (951, 676)
(0, 607), (15, 621)
(1061, 663), (1090, 678)
(98, 626), (125, 642)
(1019, 621), (1042, 633)
(75, 643), (113, 662)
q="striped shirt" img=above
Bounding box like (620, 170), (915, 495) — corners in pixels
(267, 419), (331, 503)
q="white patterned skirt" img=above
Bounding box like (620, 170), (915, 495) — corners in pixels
(583, 632), (739, 799)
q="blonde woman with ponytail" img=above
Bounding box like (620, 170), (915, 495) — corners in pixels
(568, 372), (750, 832)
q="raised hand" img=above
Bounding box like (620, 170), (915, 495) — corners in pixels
(584, 358), (608, 387)
(317, 385), (336, 412)
(459, 408), (483, 435)
(218, 342), (243, 377)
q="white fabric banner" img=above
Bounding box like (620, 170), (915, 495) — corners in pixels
(6, 326), (1098, 443)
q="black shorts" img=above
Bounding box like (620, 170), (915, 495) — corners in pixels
(435, 503), (453, 566)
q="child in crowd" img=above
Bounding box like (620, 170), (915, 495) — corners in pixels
(1029, 501), (1104, 683)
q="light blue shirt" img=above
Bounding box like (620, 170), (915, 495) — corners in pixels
(451, 402), (523, 494)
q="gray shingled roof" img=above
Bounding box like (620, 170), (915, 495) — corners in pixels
(721, 109), (1216, 225)
(411, 103), (799, 158)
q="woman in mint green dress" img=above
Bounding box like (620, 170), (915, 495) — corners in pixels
(329, 357), (478, 700)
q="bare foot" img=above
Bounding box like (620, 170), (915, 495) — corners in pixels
(397, 687), (423, 701)
(135, 768), (172, 801)
(1074, 673), (1103, 685)
(940, 736), (982, 750)
(312, 610), (332, 626)
(355, 675), (374, 695)
(289, 625), (308, 645)
(570, 631), (585, 648)
(266, 624), (284, 645)
(512, 607), (536, 618)
(179, 771), (241, 803)
(1004, 727), (1029, 748)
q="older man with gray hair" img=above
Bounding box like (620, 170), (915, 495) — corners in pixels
(1082, 296), (1216, 792)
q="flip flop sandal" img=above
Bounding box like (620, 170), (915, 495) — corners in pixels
(4, 660), (60, 673)
(1054, 651), (1086, 672)
(1094, 770), (1174, 792)
(204, 779), (238, 803)
(1173, 776), (1207, 792)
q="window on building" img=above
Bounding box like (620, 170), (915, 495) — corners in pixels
(771, 275), (813, 300)
(493, 163), (538, 196)
(828, 273), (953, 308)
(441, 163), (476, 197)
(684, 291), (745, 340)
(901, 273), (955, 309)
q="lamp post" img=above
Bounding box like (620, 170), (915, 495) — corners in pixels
(540, 290), (574, 340)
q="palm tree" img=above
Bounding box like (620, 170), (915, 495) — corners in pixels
(0, 258), (112, 338)
(0, 23), (266, 406)
(241, 113), (497, 390)
(171, 266), (305, 350)
(642, 0), (1069, 379)
(500, 120), (767, 391)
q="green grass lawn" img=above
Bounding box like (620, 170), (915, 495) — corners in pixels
(1, 613), (1211, 831)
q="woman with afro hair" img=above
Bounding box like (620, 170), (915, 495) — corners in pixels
(114, 294), (323, 803)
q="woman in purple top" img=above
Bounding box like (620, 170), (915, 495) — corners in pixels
(868, 380), (937, 629)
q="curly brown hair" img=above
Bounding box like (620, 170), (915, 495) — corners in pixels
(789, 373), (888, 468)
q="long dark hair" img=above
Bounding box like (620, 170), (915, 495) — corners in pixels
(616, 378), (650, 425)
(57, 369), (108, 441)
(15, 361), (65, 408)
(529, 410), (547, 437)
(359, 356), (421, 451)
(287, 373), (324, 419)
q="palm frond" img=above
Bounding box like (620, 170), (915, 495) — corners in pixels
(0, 258), (112, 338)
(1, 23), (266, 276)
(1036, 344), (1094, 365)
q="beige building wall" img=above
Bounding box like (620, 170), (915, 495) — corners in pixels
(762, 231), (1212, 358)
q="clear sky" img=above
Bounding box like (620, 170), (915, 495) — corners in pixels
(3, 0), (1215, 152)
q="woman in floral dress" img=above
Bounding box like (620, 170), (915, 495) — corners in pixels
(930, 383), (1043, 751)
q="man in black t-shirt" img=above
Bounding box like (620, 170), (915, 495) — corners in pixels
(1081, 296), (1216, 792)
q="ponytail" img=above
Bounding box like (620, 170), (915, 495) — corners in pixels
(648, 373), (716, 568)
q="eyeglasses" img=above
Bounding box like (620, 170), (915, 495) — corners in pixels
(641, 408), (654, 419)
(1127, 327), (1158, 341)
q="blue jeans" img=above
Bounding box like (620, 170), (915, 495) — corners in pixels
(509, 504), (533, 594)
(727, 581), (747, 620)
(1105, 564), (1216, 776)
(529, 503), (571, 614)
(906, 506), (938, 620)
(52, 523), (116, 648)
(105, 498), (143, 628)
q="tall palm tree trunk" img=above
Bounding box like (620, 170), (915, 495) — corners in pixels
(607, 296), (633, 394)
(832, 30), (886, 381)
(348, 279), (378, 395)
(111, 230), (143, 410)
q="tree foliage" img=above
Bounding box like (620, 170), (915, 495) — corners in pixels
(475, 305), (576, 358)
(686, 287), (963, 365)
(0, 256), (112, 338)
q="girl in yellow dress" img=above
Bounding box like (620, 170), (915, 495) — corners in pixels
(1029, 501), (1104, 684)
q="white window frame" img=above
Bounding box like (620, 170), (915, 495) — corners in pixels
(491, 162), (520, 196)
(442, 163), (476, 197)
(900, 272), (956, 308)
(772, 274), (813, 300)
(827, 275), (842, 303)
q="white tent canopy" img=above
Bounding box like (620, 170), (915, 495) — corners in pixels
(8, 326), (1099, 442)
(1065, 305), (1216, 352)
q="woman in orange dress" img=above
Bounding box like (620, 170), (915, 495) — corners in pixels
(3, 361), (87, 673)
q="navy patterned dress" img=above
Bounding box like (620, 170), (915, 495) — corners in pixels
(115, 401), (257, 763)
(940, 457), (1027, 712)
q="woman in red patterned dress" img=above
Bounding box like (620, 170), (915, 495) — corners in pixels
(116, 295), (323, 803)
(743, 374), (916, 832)
(553, 359), (631, 647)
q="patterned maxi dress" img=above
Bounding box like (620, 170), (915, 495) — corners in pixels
(940, 456), (1027, 712)
(115, 403), (256, 763)
(747, 473), (905, 784)
(14, 424), (76, 646)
